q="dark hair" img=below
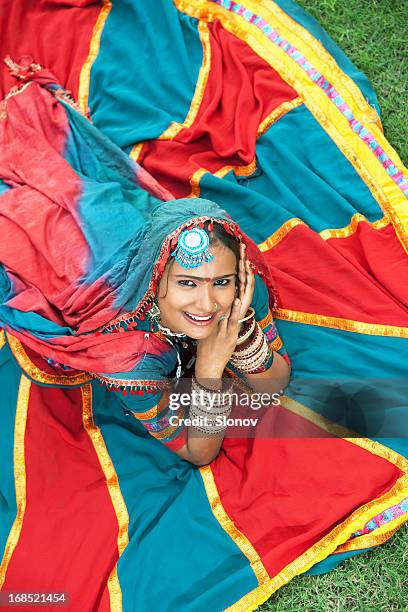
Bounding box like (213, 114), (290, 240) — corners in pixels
(158, 220), (240, 298)
(204, 220), (241, 262)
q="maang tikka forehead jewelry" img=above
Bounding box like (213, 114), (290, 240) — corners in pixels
(171, 227), (214, 269)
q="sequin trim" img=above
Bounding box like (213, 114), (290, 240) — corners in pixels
(273, 309), (408, 338)
(0, 376), (30, 588)
(81, 384), (128, 610)
(78, 0), (113, 114)
(6, 332), (92, 386)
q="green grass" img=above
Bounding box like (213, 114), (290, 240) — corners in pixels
(259, 1), (408, 610)
(296, 0), (408, 165)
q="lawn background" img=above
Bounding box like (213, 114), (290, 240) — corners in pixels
(260, 1), (408, 610)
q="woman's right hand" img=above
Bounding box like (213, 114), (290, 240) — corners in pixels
(195, 298), (241, 381)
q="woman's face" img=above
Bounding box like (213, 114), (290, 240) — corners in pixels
(157, 243), (238, 339)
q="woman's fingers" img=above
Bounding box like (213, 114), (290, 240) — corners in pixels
(227, 298), (241, 334)
(239, 243), (246, 302)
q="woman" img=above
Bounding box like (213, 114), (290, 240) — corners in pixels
(108, 216), (291, 467)
(0, 73), (407, 611)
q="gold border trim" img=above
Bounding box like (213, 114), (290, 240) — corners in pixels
(78, 0), (113, 114)
(81, 385), (129, 611)
(199, 465), (270, 584)
(0, 329), (5, 350)
(258, 214), (389, 250)
(272, 309), (408, 338)
(159, 21), (211, 140)
(174, 0), (408, 254)
(130, 20), (212, 162)
(6, 332), (91, 386)
(336, 520), (402, 553)
(0, 376), (30, 588)
(257, 96), (303, 136)
(224, 474), (408, 611)
(188, 97), (300, 196)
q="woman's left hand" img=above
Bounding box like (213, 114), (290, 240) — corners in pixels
(237, 242), (255, 320)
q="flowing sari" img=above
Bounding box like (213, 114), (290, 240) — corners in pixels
(0, 1), (407, 610)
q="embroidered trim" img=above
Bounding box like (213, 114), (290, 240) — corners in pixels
(0, 375), (30, 589)
(81, 384), (128, 609)
(94, 373), (171, 393)
(352, 497), (408, 537)
(272, 309), (408, 338)
(258, 215), (389, 251)
(78, 0), (113, 115)
(6, 333), (92, 386)
(336, 524), (399, 553)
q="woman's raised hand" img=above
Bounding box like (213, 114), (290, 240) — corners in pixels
(238, 243), (255, 320)
(195, 243), (255, 381)
(195, 298), (241, 380)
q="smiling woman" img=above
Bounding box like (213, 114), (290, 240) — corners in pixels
(0, 0), (408, 610)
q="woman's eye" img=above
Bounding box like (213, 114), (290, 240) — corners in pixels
(178, 280), (196, 287)
(214, 279), (230, 286)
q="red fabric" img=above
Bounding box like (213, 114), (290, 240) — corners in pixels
(212, 404), (402, 577)
(0, 0), (101, 99)
(2, 383), (116, 611)
(139, 21), (298, 198)
(264, 223), (408, 324)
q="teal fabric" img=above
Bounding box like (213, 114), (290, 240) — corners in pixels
(304, 548), (372, 576)
(0, 339), (20, 563)
(89, 1), (204, 151)
(197, 104), (384, 244)
(276, 319), (408, 443)
(92, 382), (259, 611)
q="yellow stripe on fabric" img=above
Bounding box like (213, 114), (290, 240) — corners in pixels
(187, 96), (300, 196)
(107, 566), (122, 612)
(78, 0), (112, 114)
(130, 20), (211, 161)
(273, 309), (408, 338)
(0, 376), (30, 588)
(159, 21), (212, 140)
(224, 474), (408, 611)
(280, 395), (357, 438)
(189, 167), (208, 196)
(258, 214), (389, 250)
(257, 96), (303, 136)
(175, 0), (408, 254)
(129, 142), (143, 163)
(0, 329), (5, 349)
(6, 332), (92, 386)
(81, 385), (128, 610)
(199, 465), (270, 584)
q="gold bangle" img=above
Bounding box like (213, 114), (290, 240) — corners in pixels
(238, 306), (255, 324)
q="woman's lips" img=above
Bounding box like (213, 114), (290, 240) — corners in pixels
(183, 311), (216, 326)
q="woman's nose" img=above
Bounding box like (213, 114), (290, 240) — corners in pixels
(195, 284), (214, 312)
